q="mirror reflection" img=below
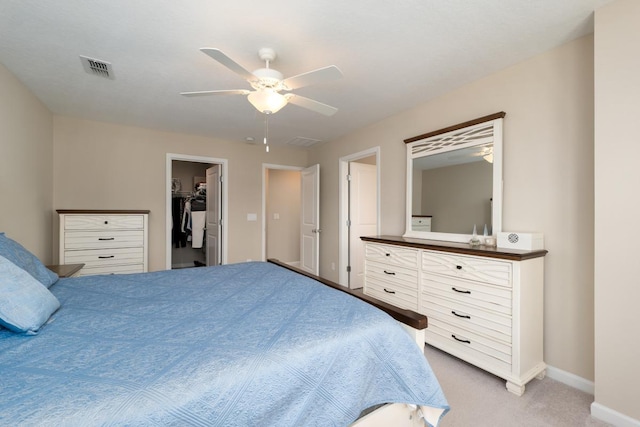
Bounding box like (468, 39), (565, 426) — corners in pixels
(411, 145), (493, 234)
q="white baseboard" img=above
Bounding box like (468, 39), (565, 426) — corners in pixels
(545, 367), (640, 426)
(591, 402), (640, 427)
(546, 365), (594, 395)
(286, 261), (300, 268)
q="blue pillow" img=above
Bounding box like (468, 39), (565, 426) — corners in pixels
(0, 255), (60, 334)
(0, 232), (58, 288)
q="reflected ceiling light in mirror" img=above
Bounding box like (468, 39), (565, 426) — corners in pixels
(482, 147), (493, 163)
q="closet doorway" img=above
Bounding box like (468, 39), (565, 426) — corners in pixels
(165, 154), (228, 270)
(339, 148), (380, 289)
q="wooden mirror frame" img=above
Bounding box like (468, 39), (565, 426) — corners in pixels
(403, 112), (506, 243)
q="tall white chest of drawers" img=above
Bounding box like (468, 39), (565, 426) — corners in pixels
(58, 210), (150, 277)
(363, 235), (547, 396)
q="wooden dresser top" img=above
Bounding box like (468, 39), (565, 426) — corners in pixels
(361, 235), (547, 261)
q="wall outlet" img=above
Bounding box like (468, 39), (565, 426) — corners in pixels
(273, 213), (280, 220)
(247, 213), (257, 221)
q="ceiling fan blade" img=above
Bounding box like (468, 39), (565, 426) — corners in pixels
(200, 48), (257, 82)
(285, 94), (338, 116)
(283, 65), (343, 90)
(180, 89), (251, 97)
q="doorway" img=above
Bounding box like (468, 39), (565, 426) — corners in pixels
(262, 164), (320, 275)
(339, 148), (380, 288)
(166, 154), (228, 270)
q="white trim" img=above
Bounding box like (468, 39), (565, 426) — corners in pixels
(338, 147), (380, 287)
(166, 153), (228, 270)
(591, 402), (640, 427)
(545, 365), (594, 395)
(261, 163), (304, 262)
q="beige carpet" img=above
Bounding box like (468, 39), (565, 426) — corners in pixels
(423, 344), (611, 427)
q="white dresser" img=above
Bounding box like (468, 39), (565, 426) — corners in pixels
(58, 210), (150, 277)
(363, 235), (547, 396)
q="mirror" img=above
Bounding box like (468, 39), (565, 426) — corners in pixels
(404, 112), (505, 243)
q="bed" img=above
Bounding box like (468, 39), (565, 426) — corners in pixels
(0, 236), (448, 426)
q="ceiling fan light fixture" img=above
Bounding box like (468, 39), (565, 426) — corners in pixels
(247, 90), (288, 114)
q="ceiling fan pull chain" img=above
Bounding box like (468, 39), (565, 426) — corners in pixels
(264, 114), (270, 153)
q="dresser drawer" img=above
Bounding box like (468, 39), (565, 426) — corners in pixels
(422, 273), (512, 315)
(64, 230), (144, 250)
(63, 247), (144, 267)
(366, 261), (418, 290)
(365, 243), (419, 269)
(425, 318), (512, 370)
(422, 297), (511, 342)
(64, 215), (145, 231)
(365, 278), (418, 311)
(422, 251), (512, 287)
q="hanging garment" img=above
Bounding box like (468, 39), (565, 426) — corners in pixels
(172, 197), (187, 248)
(191, 211), (206, 249)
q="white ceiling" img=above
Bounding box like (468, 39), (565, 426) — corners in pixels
(0, 0), (611, 148)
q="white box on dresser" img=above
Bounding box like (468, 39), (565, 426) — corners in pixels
(58, 210), (150, 277)
(362, 235), (547, 396)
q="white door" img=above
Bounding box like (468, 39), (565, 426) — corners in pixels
(300, 164), (320, 275)
(349, 162), (378, 289)
(206, 165), (221, 266)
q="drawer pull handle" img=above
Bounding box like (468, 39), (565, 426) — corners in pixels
(98, 255), (115, 259)
(452, 287), (471, 294)
(385, 253), (391, 257)
(383, 288), (396, 294)
(452, 310), (471, 319)
(98, 238), (115, 241)
(383, 270), (396, 275)
(456, 265), (462, 270)
(104, 221), (109, 225)
(452, 334), (471, 344)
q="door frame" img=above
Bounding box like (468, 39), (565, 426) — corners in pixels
(338, 147), (380, 286)
(261, 163), (304, 262)
(166, 153), (228, 269)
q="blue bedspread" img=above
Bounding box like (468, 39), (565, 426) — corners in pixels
(0, 262), (448, 426)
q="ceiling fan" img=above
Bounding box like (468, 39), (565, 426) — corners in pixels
(181, 47), (343, 116)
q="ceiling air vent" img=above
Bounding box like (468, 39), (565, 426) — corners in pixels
(79, 55), (115, 80)
(286, 136), (322, 148)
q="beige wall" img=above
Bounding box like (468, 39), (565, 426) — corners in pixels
(0, 63), (54, 262)
(309, 35), (595, 381)
(594, 0), (640, 422)
(421, 161), (493, 234)
(52, 116), (308, 270)
(266, 169), (301, 263)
